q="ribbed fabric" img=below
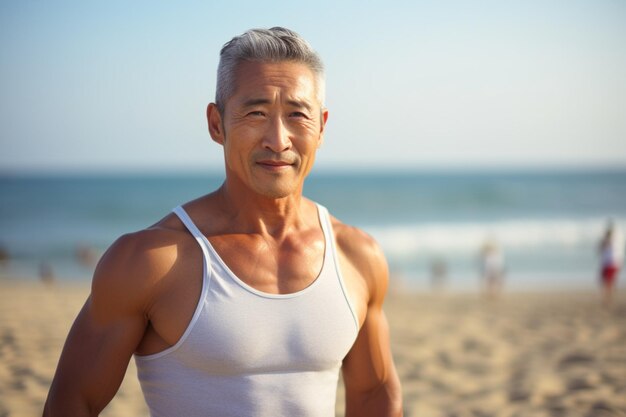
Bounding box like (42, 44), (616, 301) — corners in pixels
(135, 204), (359, 417)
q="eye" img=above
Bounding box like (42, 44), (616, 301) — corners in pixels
(247, 111), (265, 117)
(289, 111), (309, 118)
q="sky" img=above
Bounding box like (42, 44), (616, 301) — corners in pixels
(1, 0), (625, 174)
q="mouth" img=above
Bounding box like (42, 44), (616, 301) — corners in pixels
(256, 159), (295, 170)
(257, 160), (292, 166)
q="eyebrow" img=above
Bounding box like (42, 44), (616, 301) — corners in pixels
(241, 98), (272, 108)
(287, 99), (313, 113)
(240, 98), (313, 112)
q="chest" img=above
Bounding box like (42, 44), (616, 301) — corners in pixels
(208, 233), (325, 295)
(140, 229), (367, 357)
(174, 262), (359, 375)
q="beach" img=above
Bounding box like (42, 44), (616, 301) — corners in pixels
(383, 290), (626, 417)
(1, 279), (624, 417)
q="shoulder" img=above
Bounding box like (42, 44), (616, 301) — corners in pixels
(331, 218), (385, 266)
(91, 213), (195, 315)
(329, 215), (389, 304)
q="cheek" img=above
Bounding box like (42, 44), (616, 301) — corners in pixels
(305, 130), (323, 152)
(222, 135), (252, 169)
(224, 126), (258, 150)
(293, 123), (322, 148)
(298, 141), (321, 165)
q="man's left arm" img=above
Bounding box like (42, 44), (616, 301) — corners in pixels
(340, 233), (403, 417)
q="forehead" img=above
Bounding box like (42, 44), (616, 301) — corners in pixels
(228, 61), (318, 108)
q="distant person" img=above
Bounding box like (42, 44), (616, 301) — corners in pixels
(75, 243), (99, 268)
(39, 261), (55, 286)
(598, 220), (624, 307)
(430, 257), (447, 292)
(43, 27), (402, 416)
(480, 239), (505, 298)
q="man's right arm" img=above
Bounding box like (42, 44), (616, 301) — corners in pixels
(43, 232), (156, 416)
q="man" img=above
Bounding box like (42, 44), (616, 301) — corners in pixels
(44, 27), (402, 416)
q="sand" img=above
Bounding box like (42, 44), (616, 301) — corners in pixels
(383, 291), (626, 417)
(1, 279), (625, 417)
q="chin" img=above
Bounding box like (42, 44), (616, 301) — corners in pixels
(256, 186), (296, 199)
(252, 180), (300, 199)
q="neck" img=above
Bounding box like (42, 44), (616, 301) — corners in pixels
(215, 180), (308, 238)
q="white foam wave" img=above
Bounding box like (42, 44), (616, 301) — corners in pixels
(364, 217), (624, 259)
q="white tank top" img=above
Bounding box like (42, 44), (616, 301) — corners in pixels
(135, 204), (359, 417)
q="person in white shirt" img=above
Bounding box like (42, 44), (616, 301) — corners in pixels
(599, 220), (624, 307)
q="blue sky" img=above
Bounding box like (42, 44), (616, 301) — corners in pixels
(1, 0), (625, 173)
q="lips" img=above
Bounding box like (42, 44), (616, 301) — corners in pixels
(257, 160), (292, 167)
(255, 153), (299, 169)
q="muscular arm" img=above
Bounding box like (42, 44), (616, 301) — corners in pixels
(338, 228), (403, 417)
(43, 234), (153, 416)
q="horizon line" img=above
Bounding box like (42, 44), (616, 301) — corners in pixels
(2, 164), (626, 178)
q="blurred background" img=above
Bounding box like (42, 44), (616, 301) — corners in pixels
(1, 0), (625, 292)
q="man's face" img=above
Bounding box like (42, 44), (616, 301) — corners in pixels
(209, 60), (328, 199)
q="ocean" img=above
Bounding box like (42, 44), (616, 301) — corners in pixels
(1, 170), (625, 291)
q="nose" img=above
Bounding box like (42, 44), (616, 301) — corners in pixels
(262, 116), (292, 152)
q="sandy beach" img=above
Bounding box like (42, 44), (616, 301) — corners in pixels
(1, 279), (625, 417)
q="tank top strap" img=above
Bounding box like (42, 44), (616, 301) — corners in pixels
(316, 204), (333, 262)
(317, 203), (343, 267)
(172, 206), (211, 278)
(132, 206), (212, 361)
(173, 206), (204, 240)
(315, 203), (359, 330)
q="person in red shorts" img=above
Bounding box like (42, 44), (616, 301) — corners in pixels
(599, 220), (624, 307)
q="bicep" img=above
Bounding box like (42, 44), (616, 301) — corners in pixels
(341, 234), (395, 391)
(335, 223), (402, 414)
(342, 305), (396, 392)
(45, 295), (146, 416)
(45, 235), (151, 416)
(342, 305), (402, 416)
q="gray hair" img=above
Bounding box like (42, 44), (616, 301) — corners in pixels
(215, 27), (325, 112)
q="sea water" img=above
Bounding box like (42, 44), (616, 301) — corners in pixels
(1, 170), (625, 291)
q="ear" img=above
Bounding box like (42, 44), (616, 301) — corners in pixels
(317, 108), (329, 148)
(207, 103), (225, 145)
